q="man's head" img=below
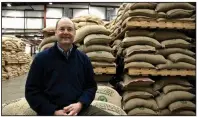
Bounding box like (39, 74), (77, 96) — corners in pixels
(55, 17), (76, 46)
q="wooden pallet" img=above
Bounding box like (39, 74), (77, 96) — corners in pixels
(113, 20), (195, 40)
(94, 67), (116, 75)
(128, 68), (195, 76)
(126, 20), (195, 30)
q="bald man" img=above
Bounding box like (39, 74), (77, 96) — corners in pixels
(25, 17), (112, 116)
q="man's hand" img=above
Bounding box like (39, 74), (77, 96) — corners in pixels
(54, 110), (67, 116)
(63, 102), (83, 116)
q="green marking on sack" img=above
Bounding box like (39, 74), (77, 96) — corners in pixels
(97, 96), (108, 102)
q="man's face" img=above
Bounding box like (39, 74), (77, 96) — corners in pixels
(55, 18), (75, 45)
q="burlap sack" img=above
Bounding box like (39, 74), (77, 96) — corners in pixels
(158, 109), (171, 115)
(168, 101), (196, 112)
(166, 9), (194, 19)
(124, 98), (158, 111)
(91, 101), (127, 115)
(120, 84), (160, 96)
(156, 48), (195, 57)
(153, 77), (192, 91)
(40, 42), (54, 52)
(123, 91), (154, 102)
(77, 22), (98, 28)
(94, 75), (113, 82)
(124, 54), (167, 65)
(123, 74), (155, 87)
(156, 61), (196, 70)
(123, 45), (156, 57)
(124, 29), (154, 38)
(2, 97), (36, 115)
(163, 84), (193, 94)
(84, 45), (113, 53)
(121, 9), (157, 22)
(124, 62), (155, 69)
(161, 39), (191, 49)
(122, 36), (163, 48)
(155, 91), (195, 109)
(86, 51), (115, 62)
(128, 107), (157, 116)
(74, 25), (110, 44)
(111, 40), (122, 47)
(38, 36), (57, 50)
(91, 61), (116, 67)
(155, 3), (195, 12)
(168, 53), (195, 65)
(42, 26), (55, 33)
(157, 12), (167, 18)
(154, 30), (192, 42)
(127, 3), (157, 10)
(95, 86), (122, 107)
(84, 34), (112, 46)
(172, 110), (196, 116)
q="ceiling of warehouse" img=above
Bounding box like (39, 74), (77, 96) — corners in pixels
(2, 2), (122, 7)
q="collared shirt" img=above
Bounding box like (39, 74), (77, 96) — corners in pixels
(57, 42), (73, 59)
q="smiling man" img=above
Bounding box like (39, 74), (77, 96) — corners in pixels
(25, 17), (112, 116)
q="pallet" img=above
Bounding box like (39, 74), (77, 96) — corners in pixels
(126, 20), (195, 30)
(113, 20), (195, 40)
(128, 68), (195, 76)
(94, 67), (116, 75)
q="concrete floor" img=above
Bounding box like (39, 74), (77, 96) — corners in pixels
(2, 74), (28, 104)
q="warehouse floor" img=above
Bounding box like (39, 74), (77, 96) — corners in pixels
(2, 74), (28, 104)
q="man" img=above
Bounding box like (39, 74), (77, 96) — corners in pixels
(25, 17), (112, 116)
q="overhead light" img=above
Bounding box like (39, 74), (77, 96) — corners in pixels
(49, 2), (52, 5)
(7, 3), (11, 7)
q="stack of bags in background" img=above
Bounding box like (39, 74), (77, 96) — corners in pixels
(122, 29), (167, 72)
(110, 3), (127, 39)
(155, 3), (196, 22)
(121, 74), (159, 115)
(154, 77), (196, 116)
(39, 27), (56, 51)
(121, 3), (157, 30)
(74, 24), (116, 83)
(73, 15), (106, 50)
(2, 35), (32, 80)
(92, 86), (127, 115)
(155, 30), (196, 70)
(72, 15), (104, 30)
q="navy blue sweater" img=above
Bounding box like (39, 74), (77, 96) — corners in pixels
(25, 43), (97, 115)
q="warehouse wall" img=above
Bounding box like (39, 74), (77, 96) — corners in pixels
(2, 3), (121, 36)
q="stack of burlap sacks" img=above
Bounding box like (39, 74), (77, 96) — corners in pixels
(110, 3), (196, 39)
(156, 3), (196, 22)
(120, 75), (196, 115)
(72, 15), (104, 30)
(155, 77), (196, 115)
(107, 2), (196, 116)
(74, 24), (116, 83)
(121, 74), (159, 115)
(2, 85), (127, 115)
(2, 35), (32, 80)
(121, 29), (196, 70)
(38, 27), (56, 51)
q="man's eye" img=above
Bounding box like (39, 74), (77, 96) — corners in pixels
(68, 28), (72, 31)
(60, 28), (65, 31)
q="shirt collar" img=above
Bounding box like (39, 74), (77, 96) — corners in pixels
(57, 42), (73, 58)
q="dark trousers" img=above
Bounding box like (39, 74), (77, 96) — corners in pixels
(78, 105), (113, 116)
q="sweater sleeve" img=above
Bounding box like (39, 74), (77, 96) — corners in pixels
(78, 56), (97, 108)
(25, 55), (57, 115)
